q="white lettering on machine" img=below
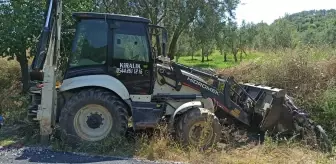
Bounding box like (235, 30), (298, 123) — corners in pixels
(117, 63), (143, 74)
(187, 76), (219, 95)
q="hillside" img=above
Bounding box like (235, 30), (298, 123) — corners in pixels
(275, 9), (336, 45)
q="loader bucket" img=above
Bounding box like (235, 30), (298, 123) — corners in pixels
(234, 83), (332, 152)
(232, 82), (304, 136)
(232, 83), (292, 131)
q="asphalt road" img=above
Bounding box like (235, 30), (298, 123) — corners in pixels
(0, 146), (180, 164)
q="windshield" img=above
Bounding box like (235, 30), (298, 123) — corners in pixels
(68, 19), (108, 68)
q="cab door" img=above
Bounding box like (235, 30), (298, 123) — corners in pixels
(107, 20), (154, 95)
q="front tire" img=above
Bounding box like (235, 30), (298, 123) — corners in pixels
(175, 107), (221, 150)
(59, 88), (128, 147)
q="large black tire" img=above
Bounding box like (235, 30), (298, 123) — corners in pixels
(59, 88), (129, 147)
(175, 107), (221, 150)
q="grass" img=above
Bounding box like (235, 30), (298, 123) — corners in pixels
(0, 138), (16, 147)
(177, 50), (261, 69)
(218, 47), (336, 141)
(0, 48), (336, 164)
(49, 125), (335, 164)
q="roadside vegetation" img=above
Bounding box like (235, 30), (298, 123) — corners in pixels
(1, 47), (335, 163)
(1, 0), (336, 163)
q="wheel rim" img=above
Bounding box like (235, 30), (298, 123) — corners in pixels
(73, 104), (113, 141)
(188, 121), (214, 147)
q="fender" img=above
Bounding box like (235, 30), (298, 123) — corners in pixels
(168, 101), (203, 132)
(59, 75), (130, 100)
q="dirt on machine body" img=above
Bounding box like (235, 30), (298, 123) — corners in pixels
(26, 0), (332, 153)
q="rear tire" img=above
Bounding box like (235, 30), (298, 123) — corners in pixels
(59, 88), (128, 147)
(175, 107), (221, 150)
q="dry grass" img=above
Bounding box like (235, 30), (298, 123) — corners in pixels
(218, 48), (336, 102)
(51, 125), (334, 164)
(1, 49), (336, 164)
(218, 47), (336, 141)
(0, 57), (28, 124)
(131, 132), (334, 164)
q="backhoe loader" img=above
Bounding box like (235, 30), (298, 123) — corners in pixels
(27, 0), (332, 152)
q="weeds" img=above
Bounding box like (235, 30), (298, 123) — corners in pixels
(49, 120), (334, 164)
(219, 47), (336, 142)
(0, 47), (335, 164)
(0, 57), (29, 125)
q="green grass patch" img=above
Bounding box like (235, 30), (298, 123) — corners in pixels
(0, 138), (16, 147)
(176, 50), (262, 69)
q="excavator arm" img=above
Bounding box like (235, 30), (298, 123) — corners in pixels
(156, 60), (287, 132)
(31, 0), (60, 72)
(29, 0), (62, 143)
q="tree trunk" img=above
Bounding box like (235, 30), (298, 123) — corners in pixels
(233, 53), (238, 62)
(201, 48), (204, 62)
(16, 54), (29, 94)
(191, 52), (194, 60)
(242, 48), (247, 56)
(224, 52), (227, 62)
(232, 48), (238, 62)
(167, 29), (182, 60)
(206, 51), (209, 61)
(240, 51), (243, 62)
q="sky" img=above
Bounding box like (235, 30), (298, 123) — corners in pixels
(235, 0), (336, 25)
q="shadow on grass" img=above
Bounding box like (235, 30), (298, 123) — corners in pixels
(50, 128), (145, 158)
(182, 58), (199, 61)
(0, 123), (283, 163)
(0, 124), (39, 148)
(13, 147), (135, 163)
(0, 126), (159, 163)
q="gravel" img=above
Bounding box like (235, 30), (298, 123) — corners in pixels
(0, 146), (182, 164)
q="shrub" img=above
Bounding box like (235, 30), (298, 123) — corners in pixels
(218, 47), (336, 141)
(0, 58), (28, 124)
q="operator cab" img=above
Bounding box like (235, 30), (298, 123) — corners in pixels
(31, 12), (167, 95)
(64, 12), (155, 94)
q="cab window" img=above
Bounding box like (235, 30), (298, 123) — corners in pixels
(69, 19), (107, 68)
(113, 21), (149, 62)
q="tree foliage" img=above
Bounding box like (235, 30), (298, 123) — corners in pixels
(0, 0), (45, 92)
(245, 9), (336, 51)
(1, 0), (336, 93)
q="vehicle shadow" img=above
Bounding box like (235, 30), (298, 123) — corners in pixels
(13, 147), (132, 163)
(0, 126), (149, 163)
(0, 125), (29, 148)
